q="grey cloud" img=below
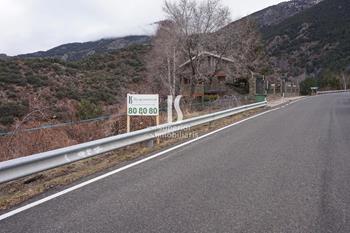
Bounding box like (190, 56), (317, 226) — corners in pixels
(0, 0), (285, 55)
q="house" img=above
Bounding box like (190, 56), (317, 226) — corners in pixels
(178, 52), (240, 98)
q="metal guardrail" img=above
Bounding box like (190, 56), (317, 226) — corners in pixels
(317, 90), (349, 95)
(0, 101), (267, 184)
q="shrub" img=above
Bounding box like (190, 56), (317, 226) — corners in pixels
(76, 99), (103, 120)
(0, 72), (26, 85)
(55, 86), (80, 100)
(300, 77), (318, 95)
(107, 63), (117, 69)
(27, 75), (49, 87)
(0, 101), (29, 125)
(204, 95), (219, 102)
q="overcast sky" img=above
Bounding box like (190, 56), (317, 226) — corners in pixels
(0, 0), (286, 56)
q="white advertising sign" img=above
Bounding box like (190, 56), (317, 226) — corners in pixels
(127, 94), (159, 116)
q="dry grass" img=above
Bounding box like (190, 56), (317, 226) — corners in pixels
(0, 107), (265, 211)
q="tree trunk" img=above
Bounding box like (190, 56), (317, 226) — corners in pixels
(167, 57), (172, 96)
(172, 47), (176, 96)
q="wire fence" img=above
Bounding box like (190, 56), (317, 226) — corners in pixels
(0, 95), (253, 161)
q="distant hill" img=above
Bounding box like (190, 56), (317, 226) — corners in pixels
(17, 35), (151, 61)
(0, 54), (9, 60)
(246, 0), (323, 28)
(263, 0), (350, 77)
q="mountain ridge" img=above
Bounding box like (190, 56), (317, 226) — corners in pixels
(245, 0), (323, 28)
(12, 0), (322, 62)
(17, 35), (151, 61)
(263, 0), (350, 78)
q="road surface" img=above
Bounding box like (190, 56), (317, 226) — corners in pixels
(1, 93), (350, 232)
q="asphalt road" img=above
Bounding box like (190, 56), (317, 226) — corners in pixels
(1, 93), (350, 233)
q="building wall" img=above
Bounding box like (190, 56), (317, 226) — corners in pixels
(179, 55), (235, 97)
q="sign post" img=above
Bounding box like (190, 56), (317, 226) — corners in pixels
(127, 115), (131, 133)
(126, 94), (160, 143)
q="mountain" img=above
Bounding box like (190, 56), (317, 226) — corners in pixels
(217, 0), (325, 84)
(18, 35), (151, 61)
(0, 54), (9, 60)
(263, 0), (350, 79)
(246, 0), (323, 28)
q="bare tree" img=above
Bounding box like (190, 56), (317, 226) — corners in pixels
(148, 20), (179, 97)
(151, 0), (266, 98)
(163, 0), (231, 96)
(228, 19), (267, 75)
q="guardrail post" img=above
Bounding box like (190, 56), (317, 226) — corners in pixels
(146, 139), (154, 148)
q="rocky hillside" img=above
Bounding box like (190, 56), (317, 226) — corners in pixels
(0, 45), (152, 131)
(222, 0), (325, 77)
(263, 0), (350, 78)
(247, 0), (323, 28)
(17, 36), (151, 61)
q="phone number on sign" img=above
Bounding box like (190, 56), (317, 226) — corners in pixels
(128, 107), (158, 115)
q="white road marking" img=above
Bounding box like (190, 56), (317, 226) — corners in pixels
(0, 107), (284, 221)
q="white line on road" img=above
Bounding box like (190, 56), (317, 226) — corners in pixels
(0, 107), (283, 221)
